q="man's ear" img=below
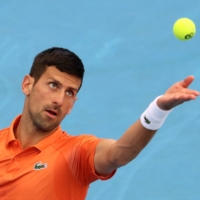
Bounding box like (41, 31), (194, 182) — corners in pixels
(22, 75), (34, 96)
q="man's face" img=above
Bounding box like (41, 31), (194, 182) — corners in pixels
(23, 66), (81, 132)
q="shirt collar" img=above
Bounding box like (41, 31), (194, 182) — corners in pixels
(7, 115), (64, 151)
(34, 125), (63, 151)
(6, 115), (21, 145)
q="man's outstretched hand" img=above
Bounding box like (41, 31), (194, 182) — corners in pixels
(157, 76), (200, 110)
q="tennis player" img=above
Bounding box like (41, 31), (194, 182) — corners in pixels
(0, 47), (199, 199)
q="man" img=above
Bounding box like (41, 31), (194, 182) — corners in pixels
(0, 47), (199, 199)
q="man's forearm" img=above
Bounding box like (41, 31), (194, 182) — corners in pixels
(95, 77), (199, 175)
(109, 120), (156, 167)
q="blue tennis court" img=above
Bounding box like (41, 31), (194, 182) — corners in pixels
(0, 1), (200, 199)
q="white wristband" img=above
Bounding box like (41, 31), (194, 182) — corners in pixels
(140, 96), (172, 130)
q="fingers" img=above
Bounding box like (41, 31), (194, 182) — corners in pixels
(186, 90), (200, 96)
(162, 93), (197, 109)
(181, 75), (195, 88)
(160, 76), (199, 110)
(181, 88), (200, 97)
(179, 76), (200, 95)
(174, 93), (199, 101)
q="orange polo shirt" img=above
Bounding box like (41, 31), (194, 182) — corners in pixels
(0, 116), (115, 200)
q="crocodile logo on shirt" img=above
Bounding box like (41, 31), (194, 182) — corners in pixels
(34, 162), (47, 170)
(144, 116), (151, 124)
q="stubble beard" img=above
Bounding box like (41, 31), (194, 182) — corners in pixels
(29, 108), (60, 133)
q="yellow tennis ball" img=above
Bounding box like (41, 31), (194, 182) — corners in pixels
(173, 18), (196, 41)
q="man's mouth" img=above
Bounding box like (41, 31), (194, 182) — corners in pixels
(45, 109), (58, 117)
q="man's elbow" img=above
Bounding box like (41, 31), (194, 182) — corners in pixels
(108, 144), (139, 168)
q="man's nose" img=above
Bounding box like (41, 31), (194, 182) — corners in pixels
(52, 91), (65, 106)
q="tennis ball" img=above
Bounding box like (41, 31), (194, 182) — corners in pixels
(173, 18), (196, 41)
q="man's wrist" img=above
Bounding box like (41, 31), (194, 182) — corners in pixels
(140, 96), (173, 130)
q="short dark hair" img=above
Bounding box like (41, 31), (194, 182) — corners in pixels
(29, 47), (85, 88)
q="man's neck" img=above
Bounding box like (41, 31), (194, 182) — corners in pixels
(14, 115), (55, 149)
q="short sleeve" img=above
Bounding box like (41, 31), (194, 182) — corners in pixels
(66, 134), (116, 185)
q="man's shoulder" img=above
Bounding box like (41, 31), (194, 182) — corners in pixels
(52, 132), (101, 150)
(52, 133), (102, 165)
(0, 127), (9, 136)
(59, 132), (100, 143)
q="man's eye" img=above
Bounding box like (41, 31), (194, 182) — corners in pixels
(66, 91), (73, 96)
(49, 82), (57, 88)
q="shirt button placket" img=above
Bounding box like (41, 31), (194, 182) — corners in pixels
(14, 156), (19, 161)
(12, 140), (21, 153)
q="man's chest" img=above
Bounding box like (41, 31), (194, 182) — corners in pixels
(0, 145), (78, 199)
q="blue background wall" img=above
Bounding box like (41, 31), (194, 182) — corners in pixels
(0, 1), (200, 199)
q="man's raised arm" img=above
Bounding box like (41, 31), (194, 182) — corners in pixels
(94, 76), (199, 175)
